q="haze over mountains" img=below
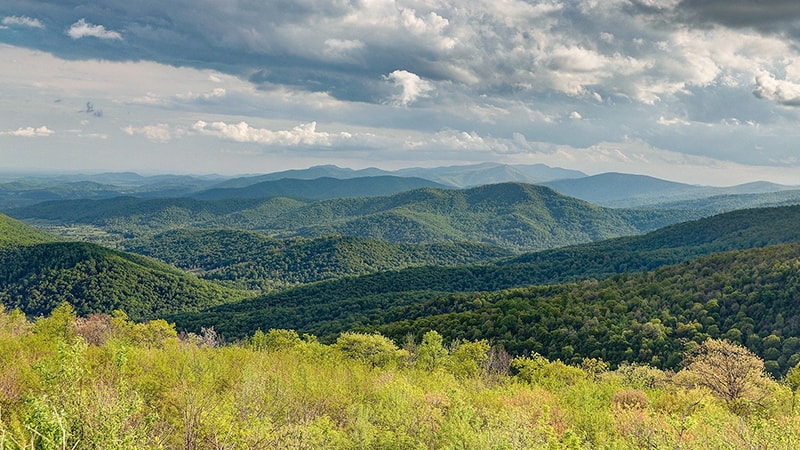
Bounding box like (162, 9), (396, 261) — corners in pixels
(3, 162), (799, 212)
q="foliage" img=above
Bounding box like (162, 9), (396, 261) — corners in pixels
(0, 213), (54, 247)
(0, 241), (249, 320)
(335, 332), (407, 368)
(173, 241), (800, 376)
(126, 229), (510, 291)
(171, 204), (800, 344)
(361, 243), (800, 376)
(3, 307), (800, 449)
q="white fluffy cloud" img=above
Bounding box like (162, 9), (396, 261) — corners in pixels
(191, 120), (352, 146)
(385, 70), (434, 106)
(753, 72), (800, 106)
(67, 19), (122, 40)
(2, 16), (44, 28)
(122, 124), (178, 142)
(0, 126), (53, 137)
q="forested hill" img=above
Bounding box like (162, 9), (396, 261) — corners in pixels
(0, 213), (55, 246)
(0, 241), (249, 320)
(175, 242), (800, 375)
(504, 204), (800, 272)
(368, 242), (800, 376)
(9, 182), (696, 251)
(263, 182), (688, 251)
(168, 204), (800, 350)
(125, 230), (511, 290)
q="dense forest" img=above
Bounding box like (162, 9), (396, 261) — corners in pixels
(171, 242), (800, 376)
(125, 230), (510, 290)
(0, 214), (248, 320)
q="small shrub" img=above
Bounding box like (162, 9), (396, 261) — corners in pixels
(612, 389), (649, 410)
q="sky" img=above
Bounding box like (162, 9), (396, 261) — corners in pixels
(2, 0), (800, 186)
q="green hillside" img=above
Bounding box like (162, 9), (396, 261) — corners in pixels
(504, 204), (800, 274)
(270, 183), (689, 251)
(174, 242), (800, 375)
(0, 213), (54, 246)
(0, 241), (249, 320)
(169, 205), (800, 367)
(368, 243), (800, 375)
(9, 182), (697, 251)
(125, 230), (511, 290)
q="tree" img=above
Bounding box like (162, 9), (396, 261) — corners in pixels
(336, 332), (405, 368)
(416, 330), (448, 371)
(448, 339), (490, 378)
(684, 338), (769, 413)
(785, 361), (800, 413)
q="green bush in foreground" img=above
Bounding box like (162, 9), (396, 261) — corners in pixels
(2, 304), (800, 449)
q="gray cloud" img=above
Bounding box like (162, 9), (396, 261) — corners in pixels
(2, 1), (800, 182)
(675, 0), (800, 28)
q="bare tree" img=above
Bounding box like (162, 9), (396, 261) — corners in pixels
(685, 338), (768, 413)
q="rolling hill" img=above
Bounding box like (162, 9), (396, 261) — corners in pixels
(257, 182), (688, 250)
(0, 213), (55, 246)
(10, 182), (693, 251)
(0, 240), (249, 320)
(366, 242), (800, 375)
(168, 204), (800, 349)
(125, 230), (511, 290)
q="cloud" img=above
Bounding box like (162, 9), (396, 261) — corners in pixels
(0, 126), (54, 137)
(123, 124), (178, 142)
(384, 70), (434, 106)
(657, 116), (692, 126)
(3, 1), (800, 183)
(2, 16), (44, 28)
(753, 72), (800, 106)
(191, 120), (352, 146)
(67, 19), (122, 40)
(176, 88), (227, 101)
(675, 0), (800, 28)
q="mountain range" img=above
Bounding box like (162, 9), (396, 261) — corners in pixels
(3, 163), (799, 216)
(10, 182), (694, 252)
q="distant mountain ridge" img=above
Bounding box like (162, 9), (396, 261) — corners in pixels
(393, 162), (586, 187)
(3, 164), (798, 214)
(192, 175), (451, 200)
(542, 172), (800, 208)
